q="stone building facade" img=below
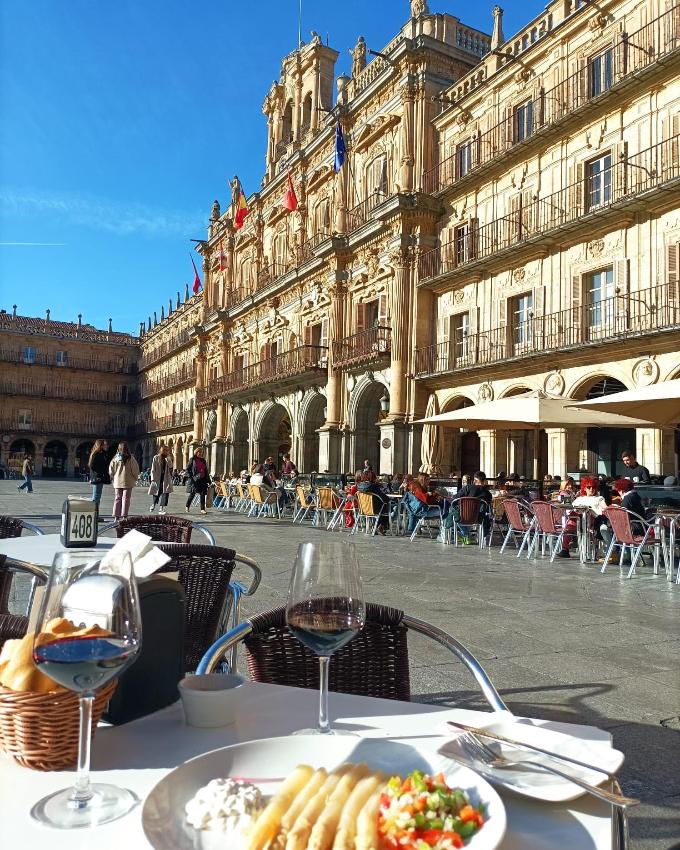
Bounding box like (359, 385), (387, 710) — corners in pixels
(0, 308), (138, 477)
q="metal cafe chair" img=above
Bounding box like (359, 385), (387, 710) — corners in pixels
(600, 505), (664, 579)
(313, 486), (341, 527)
(196, 602), (509, 712)
(352, 491), (389, 536)
(0, 554), (45, 650)
(100, 515), (216, 545)
(292, 485), (314, 524)
(0, 516), (45, 539)
(527, 500), (568, 562)
(248, 484), (281, 519)
(445, 496), (486, 547)
(499, 499), (536, 557)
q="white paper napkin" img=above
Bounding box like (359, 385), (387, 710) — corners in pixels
(100, 529), (171, 577)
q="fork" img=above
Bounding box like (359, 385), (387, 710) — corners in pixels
(457, 732), (639, 809)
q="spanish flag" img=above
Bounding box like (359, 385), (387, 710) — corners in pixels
(234, 178), (249, 229)
(282, 171), (298, 212)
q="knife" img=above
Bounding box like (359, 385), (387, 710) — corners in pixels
(445, 720), (617, 779)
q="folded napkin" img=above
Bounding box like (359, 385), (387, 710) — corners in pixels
(100, 529), (171, 577)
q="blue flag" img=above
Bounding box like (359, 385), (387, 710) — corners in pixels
(334, 122), (346, 172)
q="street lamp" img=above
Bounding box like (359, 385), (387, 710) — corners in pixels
(379, 392), (390, 415)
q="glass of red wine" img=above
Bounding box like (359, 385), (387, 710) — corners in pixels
(30, 550), (142, 828)
(286, 542), (365, 734)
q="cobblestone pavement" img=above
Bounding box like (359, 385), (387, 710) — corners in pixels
(1, 481), (679, 848)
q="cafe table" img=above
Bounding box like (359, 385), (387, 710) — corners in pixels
(0, 681), (623, 849)
(0, 533), (116, 573)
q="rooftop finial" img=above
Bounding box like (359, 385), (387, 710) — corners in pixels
(184, 283), (190, 302)
(78, 313), (82, 327)
(160, 305), (165, 321)
(153, 311), (158, 326)
(108, 317), (113, 332)
(139, 321), (146, 336)
(45, 308), (50, 322)
(148, 316), (152, 331)
(176, 291), (181, 309)
(12, 304), (17, 317)
(169, 297), (173, 315)
(491, 5), (504, 50)
(210, 199), (220, 222)
(410, 0), (429, 17)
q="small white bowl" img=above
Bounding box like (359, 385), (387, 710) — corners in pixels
(178, 674), (246, 728)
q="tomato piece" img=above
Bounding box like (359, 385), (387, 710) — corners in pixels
(413, 797), (428, 812)
(420, 828), (443, 844)
(434, 772), (447, 787)
(379, 793), (391, 809)
(401, 777), (413, 793)
(443, 832), (464, 848)
(459, 804), (476, 823)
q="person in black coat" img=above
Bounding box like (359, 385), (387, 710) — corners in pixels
(185, 447), (210, 514)
(598, 478), (648, 564)
(88, 439), (110, 511)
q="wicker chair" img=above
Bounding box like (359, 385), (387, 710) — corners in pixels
(196, 602), (508, 712)
(0, 516), (45, 539)
(0, 554), (41, 651)
(115, 514), (193, 543)
(155, 543), (261, 673)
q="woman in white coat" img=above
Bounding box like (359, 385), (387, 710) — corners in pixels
(108, 442), (141, 520)
(149, 444), (174, 514)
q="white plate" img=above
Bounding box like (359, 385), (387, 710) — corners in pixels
(441, 716), (624, 803)
(142, 735), (506, 850)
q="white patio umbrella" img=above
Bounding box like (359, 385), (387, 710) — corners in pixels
(568, 378), (680, 427)
(419, 394), (443, 474)
(415, 390), (654, 480)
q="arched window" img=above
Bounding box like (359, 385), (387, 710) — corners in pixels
(301, 93), (312, 133)
(282, 100), (293, 144)
(366, 154), (389, 199)
(314, 200), (330, 236)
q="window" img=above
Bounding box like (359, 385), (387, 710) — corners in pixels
(586, 267), (615, 328)
(586, 152), (612, 210)
(21, 346), (36, 364)
(514, 100), (534, 143)
(456, 139), (473, 178)
(589, 48), (614, 97)
(450, 312), (470, 364)
(368, 155), (388, 198)
(454, 223), (471, 266)
(55, 350), (67, 366)
(308, 322), (323, 347)
(363, 300), (380, 328)
(17, 409), (32, 430)
(512, 293), (533, 346)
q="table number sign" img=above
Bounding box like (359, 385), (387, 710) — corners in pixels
(60, 497), (98, 547)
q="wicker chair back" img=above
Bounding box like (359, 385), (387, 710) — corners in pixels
(116, 514), (192, 543)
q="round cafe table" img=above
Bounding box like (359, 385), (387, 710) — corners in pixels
(0, 533), (116, 574)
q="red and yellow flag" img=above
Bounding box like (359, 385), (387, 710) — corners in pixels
(282, 171), (298, 212)
(234, 178), (249, 229)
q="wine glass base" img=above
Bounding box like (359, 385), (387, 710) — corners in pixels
(292, 727), (357, 736)
(30, 783), (139, 829)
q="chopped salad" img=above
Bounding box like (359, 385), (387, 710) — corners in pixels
(378, 769), (485, 849)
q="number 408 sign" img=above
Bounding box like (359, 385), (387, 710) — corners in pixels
(60, 497), (98, 547)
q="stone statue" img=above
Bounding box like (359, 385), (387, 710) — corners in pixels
(210, 199), (220, 222)
(230, 177), (240, 212)
(310, 30), (322, 45)
(350, 36), (367, 78)
(410, 0), (429, 17)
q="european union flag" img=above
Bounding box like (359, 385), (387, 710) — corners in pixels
(334, 122), (346, 172)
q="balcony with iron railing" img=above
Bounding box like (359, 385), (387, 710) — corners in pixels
(139, 364), (197, 399)
(0, 381), (137, 405)
(414, 281), (680, 379)
(139, 329), (192, 368)
(0, 348), (137, 374)
(424, 3), (680, 195)
(298, 231), (329, 265)
(131, 410), (195, 435)
(419, 135), (680, 288)
(256, 261), (290, 292)
(347, 192), (387, 233)
(332, 325), (391, 370)
(0, 416), (132, 437)
(196, 345), (328, 406)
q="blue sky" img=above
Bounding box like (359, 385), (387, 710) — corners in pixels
(0, 0), (544, 334)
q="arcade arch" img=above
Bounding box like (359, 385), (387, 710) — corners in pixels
(350, 380), (387, 474)
(42, 440), (68, 477)
(301, 393), (325, 472)
(255, 402), (291, 469)
(439, 395), (477, 476)
(229, 408), (249, 474)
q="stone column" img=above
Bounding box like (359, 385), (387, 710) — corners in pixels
(478, 430), (499, 479)
(506, 430), (527, 477)
(202, 257), (211, 314)
(399, 83), (416, 192)
(66, 439), (77, 479)
(544, 428), (568, 480)
(637, 427), (670, 475)
(318, 280), (344, 472)
(193, 353), (206, 442)
(388, 247), (411, 420)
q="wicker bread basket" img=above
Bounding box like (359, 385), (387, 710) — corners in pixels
(0, 681), (116, 771)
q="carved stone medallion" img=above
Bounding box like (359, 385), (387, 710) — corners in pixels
(544, 371), (565, 396)
(478, 382), (494, 403)
(633, 357), (659, 387)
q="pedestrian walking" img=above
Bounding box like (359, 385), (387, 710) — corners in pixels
(88, 439), (109, 511)
(149, 444), (173, 514)
(185, 447), (210, 514)
(108, 442), (140, 520)
(17, 454), (34, 493)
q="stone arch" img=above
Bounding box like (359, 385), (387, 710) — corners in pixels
(8, 438), (35, 477)
(42, 439), (68, 478)
(569, 373), (631, 401)
(499, 384), (533, 398)
(439, 394), (476, 477)
(75, 441), (93, 478)
(229, 408), (249, 474)
(254, 401), (292, 470)
(349, 377), (388, 474)
(300, 392), (326, 472)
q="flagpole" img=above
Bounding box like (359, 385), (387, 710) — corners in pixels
(298, 0), (302, 47)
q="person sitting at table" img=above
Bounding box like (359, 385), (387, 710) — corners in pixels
(402, 473), (444, 535)
(389, 473), (404, 493)
(557, 477), (608, 559)
(598, 478), (648, 564)
(558, 477), (576, 501)
(449, 471), (492, 542)
(357, 471), (389, 534)
(344, 471), (362, 528)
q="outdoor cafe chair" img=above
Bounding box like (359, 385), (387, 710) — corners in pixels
(0, 554), (45, 651)
(155, 543), (261, 673)
(100, 514), (216, 545)
(408, 501), (444, 542)
(195, 602), (508, 712)
(352, 491), (389, 536)
(247, 484), (281, 519)
(499, 499), (536, 557)
(0, 516), (45, 540)
(600, 505), (664, 579)
(292, 485), (314, 523)
(234, 482), (250, 513)
(527, 501), (569, 562)
(211, 481), (230, 510)
(313, 486), (341, 527)
(445, 496), (485, 547)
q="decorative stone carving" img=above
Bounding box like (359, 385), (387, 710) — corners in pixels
(633, 357), (659, 387)
(588, 12), (608, 33)
(410, 0), (429, 17)
(513, 267), (526, 282)
(544, 371), (565, 396)
(457, 110), (473, 128)
(478, 382), (494, 403)
(589, 238), (605, 259)
(514, 66), (533, 88)
(210, 200), (220, 222)
(350, 36), (366, 79)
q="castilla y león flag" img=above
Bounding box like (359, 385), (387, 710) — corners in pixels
(282, 171), (298, 212)
(234, 178), (249, 229)
(191, 255), (201, 294)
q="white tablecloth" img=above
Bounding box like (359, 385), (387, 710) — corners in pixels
(0, 533), (116, 570)
(0, 681), (616, 849)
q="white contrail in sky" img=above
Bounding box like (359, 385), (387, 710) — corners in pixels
(0, 241), (66, 246)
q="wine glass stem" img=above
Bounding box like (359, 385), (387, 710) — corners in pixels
(73, 692), (94, 805)
(318, 655), (331, 734)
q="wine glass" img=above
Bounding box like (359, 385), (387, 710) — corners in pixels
(30, 550), (142, 828)
(285, 542), (365, 734)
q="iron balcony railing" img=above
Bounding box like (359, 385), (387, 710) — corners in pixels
(423, 3), (680, 194)
(0, 381), (137, 404)
(332, 325), (391, 369)
(414, 281), (680, 378)
(132, 411), (194, 435)
(0, 348), (137, 374)
(298, 231), (329, 265)
(347, 192), (387, 232)
(196, 345), (328, 405)
(140, 329), (192, 368)
(419, 135), (680, 284)
(0, 417), (131, 436)
(256, 262), (289, 291)
(139, 364), (197, 398)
